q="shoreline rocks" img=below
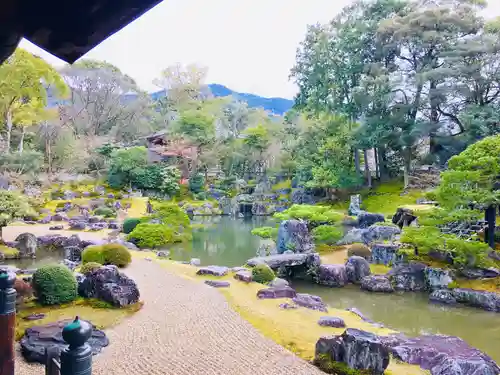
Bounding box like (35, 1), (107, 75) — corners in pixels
(315, 329), (390, 375)
(315, 264), (347, 287)
(345, 256), (371, 284)
(431, 288), (500, 312)
(361, 275), (394, 293)
(293, 293), (328, 312)
(381, 333), (500, 375)
(196, 266), (229, 277)
(276, 219), (314, 254)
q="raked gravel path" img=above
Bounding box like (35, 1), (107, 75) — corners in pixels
(16, 258), (323, 375)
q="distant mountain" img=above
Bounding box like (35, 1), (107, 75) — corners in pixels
(207, 84), (294, 115)
(48, 83), (295, 115)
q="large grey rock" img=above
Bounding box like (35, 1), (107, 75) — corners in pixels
(460, 268), (500, 279)
(64, 246), (82, 262)
(451, 288), (500, 312)
(293, 293), (328, 312)
(257, 286), (297, 299)
(424, 267), (454, 291)
(315, 329), (390, 375)
(15, 233), (37, 257)
(291, 188), (315, 205)
(371, 243), (400, 265)
(52, 212), (69, 221)
(345, 256), (371, 284)
(339, 225), (400, 246)
(196, 266), (229, 277)
(20, 319), (109, 364)
(276, 219), (314, 254)
(252, 201), (275, 216)
(357, 212), (385, 229)
(78, 265), (140, 307)
(316, 264), (348, 287)
(69, 221), (87, 230)
(361, 275), (394, 293)
(388, 262), (426, 292)
(381, 334), (500, 375)
(247, 253), (320, 271)
(429, 289), (457, 305)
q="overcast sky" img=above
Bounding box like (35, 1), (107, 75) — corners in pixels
(20, 0), (500, 99)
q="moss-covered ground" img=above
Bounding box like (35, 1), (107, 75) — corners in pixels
(135, 252), (428, 374)
(16, 297), (142, 340)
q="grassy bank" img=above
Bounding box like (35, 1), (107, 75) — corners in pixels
(136, 252), (428, 375)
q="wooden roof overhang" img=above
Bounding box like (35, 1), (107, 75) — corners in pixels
(0, 0), (163, 64)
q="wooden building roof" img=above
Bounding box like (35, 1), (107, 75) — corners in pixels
(0, 0), (163, 64)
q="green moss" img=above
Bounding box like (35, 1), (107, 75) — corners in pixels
(314, 354), (371, 374)
(80, 262), (102, 274)
(16, 298), (143, 341)
(0, 246), (20, 259)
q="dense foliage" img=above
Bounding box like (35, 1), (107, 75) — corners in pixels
(311, 225), (344, 245)
(32, 264), (78, 305)
(0, 190), (36, 227)
(274, 205), (346, 224)
(123, 218), (142, 234)
(127, 223), (175, 248)
(251, 226), (279, 239)
(82, 243), (132, 267)
(251, 264), (275, 284)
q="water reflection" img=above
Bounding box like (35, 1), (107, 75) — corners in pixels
(169, 216), (276, 267)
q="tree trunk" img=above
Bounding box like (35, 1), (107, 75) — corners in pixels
(354, 149), (361, 182)
(403, 148), (411, 189)
(5, 109), (13, 153)
(18, 127), (25, 154)
(484, 205), (496, 249)
(378, 147), (388, 181)
(46, 138), (52, 175)
(374, 148), (379, 179)
(363, 149), (372, 188)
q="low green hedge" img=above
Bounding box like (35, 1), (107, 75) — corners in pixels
(127, 223), (175, 248)
(82, 244), (131, 268)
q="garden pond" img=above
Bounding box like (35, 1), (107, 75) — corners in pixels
(4, 216), (500, 362)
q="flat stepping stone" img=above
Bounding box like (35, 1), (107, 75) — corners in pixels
(234, 270), (252, 283)
(293, 293), (328, 312)
(279, 303), (298, 310)
(205, 280), (230, 288)
(197, 266), (229, 277)
(318, 316), (346, 328)
(257, 286), (297, 299)
(20, 319), (109, 364)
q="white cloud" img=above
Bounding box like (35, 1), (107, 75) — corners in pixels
(19, 0), (500, 99)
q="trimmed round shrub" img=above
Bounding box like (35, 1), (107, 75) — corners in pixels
(82, 245), (106, 264)
(312, 225), (343, 245)
(347, 243), (372, 259)
(32, 264), (77, 305)
(101, 243), (131, 268)
(127, 223), (174, 248)
(251, 264), (275, 284)
(123, 218), (141, 234)
(94, 206), (116, 218)
(80, 262), (102, 274)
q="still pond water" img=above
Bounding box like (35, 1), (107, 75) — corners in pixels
(5, 217), (500, 362)
(178, 217), (500, 363)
